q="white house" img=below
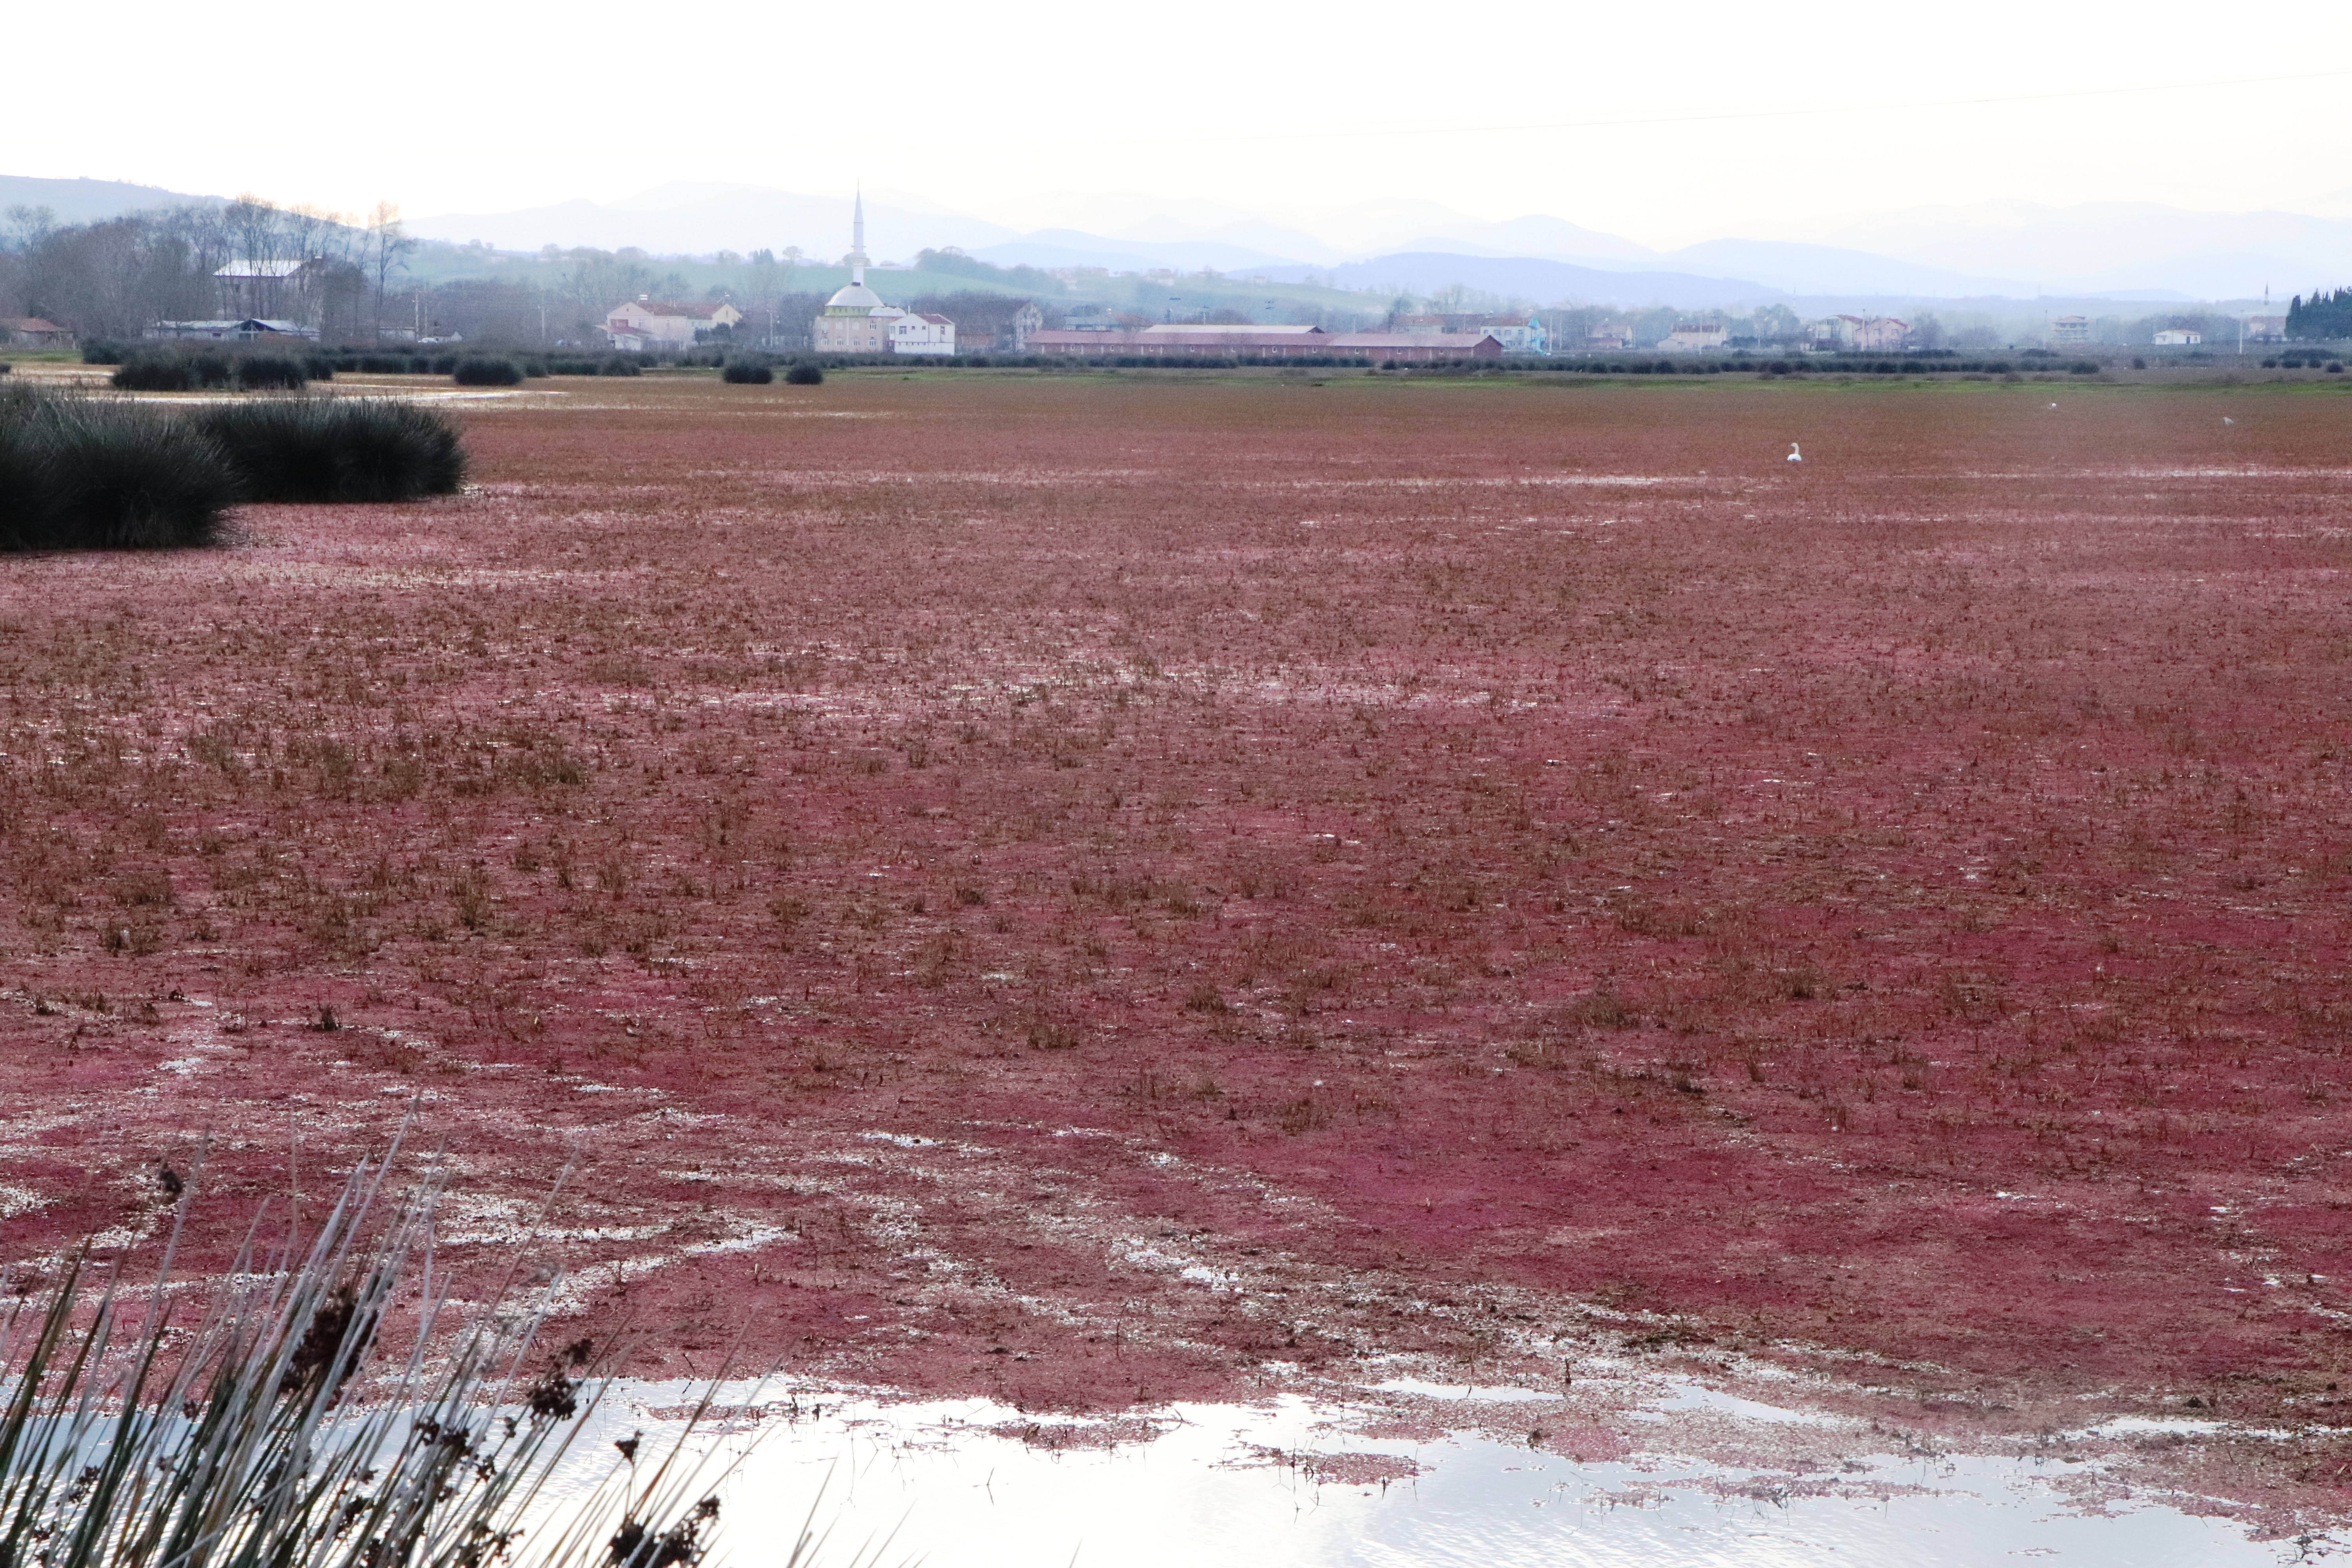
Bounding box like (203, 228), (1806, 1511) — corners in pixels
(1395, 312), (1546, 353)
(1477, 314), (1546, 354)
(1658, 322), (1728, 352)
(215, 258), (332, 326)
(891, 312), (956, 355)
(941, 298), (1042, 352)
(1860, 319), (1909, 350)
(1000, 299), (1044, 351)
(604, 297), (746, 352)
(2153, 328), (2202, 346)
(1585, 323), (1634, 351)
(2242, 315), (2287, 343)
(2051, 316), (2091, 344)
(1811, 314), (1909, 351)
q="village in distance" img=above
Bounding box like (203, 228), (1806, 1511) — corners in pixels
(5, 181), (2349, 365)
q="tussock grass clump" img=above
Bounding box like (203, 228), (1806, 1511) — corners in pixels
(108, 359), (188, 392)
(111, 355), (236, 393)
(0, 1153), (740, 1568)
(721, 360), (774, 385)
(198, 398), (467, 503)
(539, 354), (644, 377)
(0, 396), (62, 537)
(0, 387), (239, 550)
(784, 363), (823, 385)
(452, 358), (523, 387)
(541, 356), (632, 376)
(2, 390), (468, 548)
(234, 354), (312, 391)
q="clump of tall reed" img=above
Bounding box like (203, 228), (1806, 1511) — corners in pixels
(451, 358), (523, 387)
(196, 399), (466, 503)
(0, 388), (467, 549)
(234, 354), (315, 391)
(0, 1152), (735, 1568)
(109, 352), (328, 392)
(539, 357), (641, 377)
(0, 385), (240, 550)
(110, 354), (235, 393)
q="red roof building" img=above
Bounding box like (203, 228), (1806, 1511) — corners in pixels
(1029, 326), (1504, 361)
(1325, 332), (1504, 361)
(2, 316), (75, 347)
(1029, 326), (1334, 359)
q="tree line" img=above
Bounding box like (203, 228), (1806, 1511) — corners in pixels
(0, 198), (830, 348)
(0, 196), (417, 341)
(2285, 289), (2352, 341)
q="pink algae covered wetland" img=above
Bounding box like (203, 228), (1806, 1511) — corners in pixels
(6, 371), (2352, 1514)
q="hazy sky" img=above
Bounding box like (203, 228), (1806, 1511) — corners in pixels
(18, 0), (2352, 244)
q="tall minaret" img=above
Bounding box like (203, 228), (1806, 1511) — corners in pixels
(849, 188), (869, 287)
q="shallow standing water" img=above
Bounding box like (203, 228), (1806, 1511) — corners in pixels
(539, 1377), (2319, 1567)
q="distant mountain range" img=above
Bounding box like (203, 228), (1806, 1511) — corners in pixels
(7, 172), (2346, 306)
(1241, 254), (1789, 312)
(405, 183), (2342, 303)
(408, 183), (1023, 261)
(1, 174), (223, 223)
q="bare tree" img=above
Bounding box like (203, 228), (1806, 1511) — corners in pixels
(744, 248), (800, 345)
(287, 202), (353, 267)
(16, 215), (211, 338)
(551, 250), (658, 340)
(225, 193), (285, 267)
(4, 204), (58, 254)
(365, 203), (416, 340)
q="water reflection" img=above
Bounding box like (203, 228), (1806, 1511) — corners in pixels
(537, 1379), (2311, 1567)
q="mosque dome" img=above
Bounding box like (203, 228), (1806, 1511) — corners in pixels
(826, 280), (884, 313)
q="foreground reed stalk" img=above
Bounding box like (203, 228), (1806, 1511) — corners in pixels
(0, 1154), (727, 1568)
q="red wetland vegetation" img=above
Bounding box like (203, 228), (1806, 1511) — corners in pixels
(5, 370), (2352, 1518)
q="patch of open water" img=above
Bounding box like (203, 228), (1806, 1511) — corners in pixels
(539, 1379), (2322, 1567)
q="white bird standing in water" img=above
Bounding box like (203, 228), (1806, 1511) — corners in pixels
(1787, 443), (1803, 463)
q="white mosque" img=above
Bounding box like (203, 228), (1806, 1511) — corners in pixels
(811, 194), (954, 356)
